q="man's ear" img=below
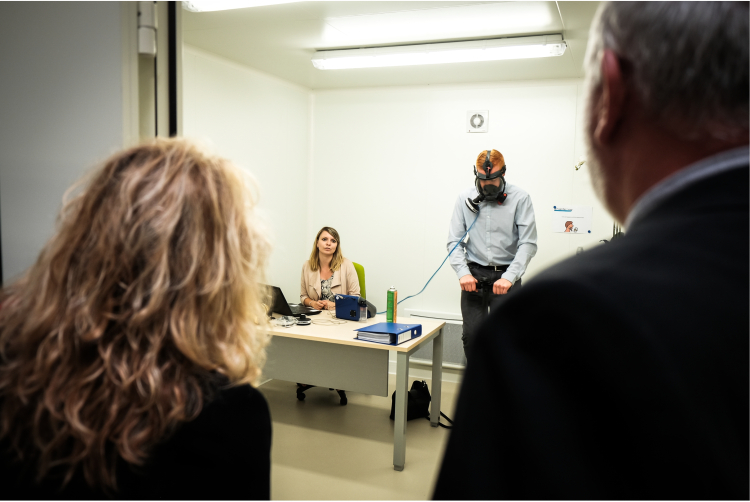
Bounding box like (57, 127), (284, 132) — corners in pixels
(594, 50), (627, 145)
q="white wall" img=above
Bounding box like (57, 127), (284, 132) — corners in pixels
(0, 6), (610, 330)
(311, 80), (611, 317)
(182, 46), (311, 298)
(182, 48), (613, 319)
(0, 2), (133, 283)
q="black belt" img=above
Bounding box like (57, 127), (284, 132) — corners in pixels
(468, 262), (509, 272)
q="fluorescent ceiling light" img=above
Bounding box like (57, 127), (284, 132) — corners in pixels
(183, 0), (304, 12)
(322, 3), (555, 46)
(311, 35), (567, 70)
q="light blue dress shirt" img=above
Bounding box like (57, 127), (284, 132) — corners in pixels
(447, 183), (538, 284)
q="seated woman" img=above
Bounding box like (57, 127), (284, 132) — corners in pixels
(298, 227), (360, 405)
(0, 139), (272, 499)
(300, 226), (360, 310)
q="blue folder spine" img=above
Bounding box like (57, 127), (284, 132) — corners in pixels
(355, 324), (422, 345)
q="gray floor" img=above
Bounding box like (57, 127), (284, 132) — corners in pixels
(258, 374), (461, 500)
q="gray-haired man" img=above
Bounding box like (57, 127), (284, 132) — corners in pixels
(435, 2), (749, 499)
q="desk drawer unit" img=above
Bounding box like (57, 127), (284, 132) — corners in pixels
(263, 336), (390, 397)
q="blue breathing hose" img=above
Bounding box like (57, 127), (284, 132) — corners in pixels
(375, 212), (480, 315)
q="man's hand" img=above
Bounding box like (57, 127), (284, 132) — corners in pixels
(493, 278), (513, 295)
(459, 274), (478, 292)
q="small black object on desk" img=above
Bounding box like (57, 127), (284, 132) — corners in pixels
(297, 314), (311, 326)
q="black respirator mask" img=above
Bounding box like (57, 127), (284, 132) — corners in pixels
(465, 150), (507, 214)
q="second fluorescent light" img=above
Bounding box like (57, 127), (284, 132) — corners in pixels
(312, 35), (567, 70)
(183, 0), (302, 12)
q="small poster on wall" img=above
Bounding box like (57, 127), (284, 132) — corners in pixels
(551, 206), (593, 234)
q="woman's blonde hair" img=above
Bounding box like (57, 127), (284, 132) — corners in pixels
(0, 138), (270, 491)
(307, 227), (344, 272)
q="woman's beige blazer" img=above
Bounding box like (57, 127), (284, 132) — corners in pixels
(300, 258), (361, 304)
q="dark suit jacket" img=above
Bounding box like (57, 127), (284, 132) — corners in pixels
(1, 380), (272, 500)
(434, 163), (749, 499)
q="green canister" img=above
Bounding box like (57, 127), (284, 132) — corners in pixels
(387, 286), (397, 323)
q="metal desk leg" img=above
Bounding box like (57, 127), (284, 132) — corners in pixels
(430, 328), (443, 427)
(393, 351), (409, 471)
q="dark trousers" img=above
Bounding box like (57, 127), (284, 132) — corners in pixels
(461, 264), (522, 359)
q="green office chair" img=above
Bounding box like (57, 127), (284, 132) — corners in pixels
(352, 261), (366, 299)
(296, 261), (367, 406)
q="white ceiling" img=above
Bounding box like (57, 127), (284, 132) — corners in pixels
(182, 1), (601, 89)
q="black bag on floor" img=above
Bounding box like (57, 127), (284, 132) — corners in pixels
(390, 380), (431, 421)
(389, 380), (454, 429)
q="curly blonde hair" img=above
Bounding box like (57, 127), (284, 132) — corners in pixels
(0, 138), (270, 491)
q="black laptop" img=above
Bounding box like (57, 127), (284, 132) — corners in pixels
(264, 285), (321, 317)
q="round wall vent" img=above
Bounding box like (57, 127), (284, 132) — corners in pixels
(466, 110), (488, 133)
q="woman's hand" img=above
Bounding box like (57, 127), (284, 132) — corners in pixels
(321, 300), (336, 310)
(308, 299), (325, 310)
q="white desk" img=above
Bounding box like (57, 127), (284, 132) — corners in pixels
(263, 314), (446, 471)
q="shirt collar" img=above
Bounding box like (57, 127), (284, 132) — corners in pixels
(625, 146), (749, 229)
